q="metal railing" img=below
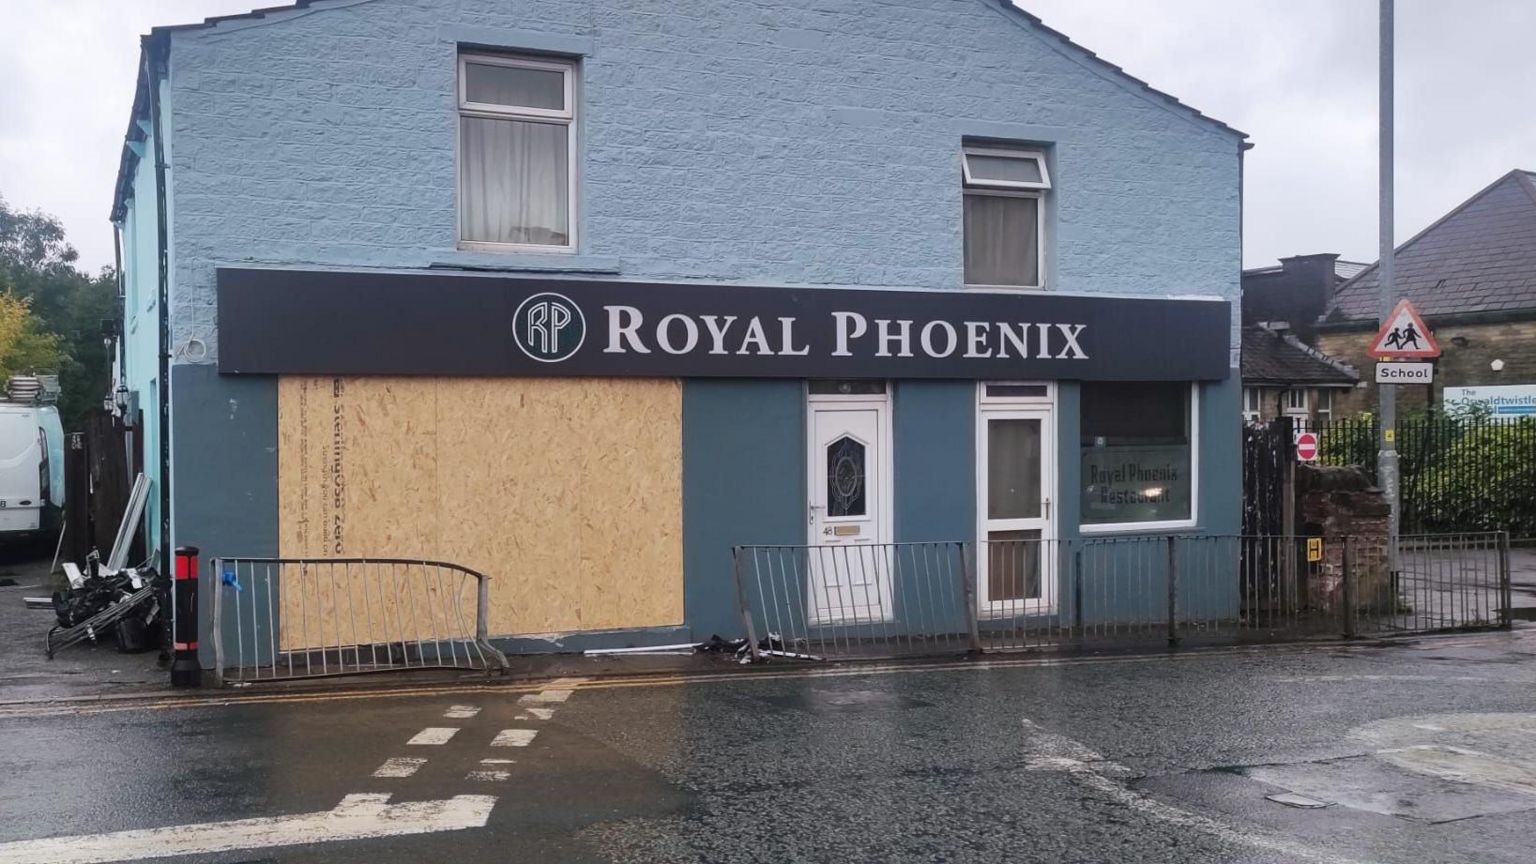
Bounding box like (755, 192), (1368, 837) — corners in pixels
(733, 532), (1511, 662)
(1346, 532), (1508, 636)
(732, 542), (975, 661)
(211, 557), (508, 685)
(1307, 414), (1536, 538)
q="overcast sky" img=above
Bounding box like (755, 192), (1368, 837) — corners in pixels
(0, 0), (1531, 274)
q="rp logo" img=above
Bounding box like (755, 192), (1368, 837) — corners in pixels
(512, 292), (586, 363)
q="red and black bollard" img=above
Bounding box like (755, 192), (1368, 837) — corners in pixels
(170, 545), (201, 687)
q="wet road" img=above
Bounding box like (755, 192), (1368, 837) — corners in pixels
(5, 635), (1536, 863)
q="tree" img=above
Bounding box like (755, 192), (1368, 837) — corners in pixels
(0, 289), (65, 383)
(0, 195), (114, 429)
(0, 196), (77, 273)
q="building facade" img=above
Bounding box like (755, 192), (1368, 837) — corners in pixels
(111, 0), (1245, 661)
(1239, 254), (1363, 428)
(1240, 324), (1356, 428)
(1317, 170), (1536, 415)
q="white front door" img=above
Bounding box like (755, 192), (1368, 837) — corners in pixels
(807, 392), (892, 624)
(977, 386), (1056, 616)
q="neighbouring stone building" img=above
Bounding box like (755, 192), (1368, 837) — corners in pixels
(1239, 254), (1364, 425)
(1317, 169), (1536, 415)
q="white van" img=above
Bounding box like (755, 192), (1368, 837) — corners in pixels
(0, 403), (65, 540)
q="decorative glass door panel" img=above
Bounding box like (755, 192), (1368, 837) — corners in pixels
(808, 401), (891, 624)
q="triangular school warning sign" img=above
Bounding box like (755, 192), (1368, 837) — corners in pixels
(1370, 299), (1440, 358)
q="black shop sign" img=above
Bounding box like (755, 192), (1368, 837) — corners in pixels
(217, 268), (1230, 381)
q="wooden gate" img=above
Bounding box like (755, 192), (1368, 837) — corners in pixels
(62, 410), (144, 566)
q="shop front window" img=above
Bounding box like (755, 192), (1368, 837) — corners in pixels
(1080, 382), (1196, 529)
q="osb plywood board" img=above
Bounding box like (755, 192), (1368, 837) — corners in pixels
(277, 376), (683, 647)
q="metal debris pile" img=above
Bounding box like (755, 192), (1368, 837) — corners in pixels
(41, 473), (162, 658)
(46, 557), (165, 657)
(583, 633), (820, 663)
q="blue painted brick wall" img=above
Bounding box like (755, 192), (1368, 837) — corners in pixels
(162, 0), (1241, 362)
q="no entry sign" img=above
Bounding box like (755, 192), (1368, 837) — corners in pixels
(1295, 431), (1319, 462)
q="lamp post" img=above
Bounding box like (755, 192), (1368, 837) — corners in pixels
(1377, 0), (1400, 553)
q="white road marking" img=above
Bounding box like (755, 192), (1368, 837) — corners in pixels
(444, 705), (481, 719)
(466, 769), (511, 782)
(467, 758), (516, 781)
(407, 727), (459, 746)
(492, 729), (538, 747)
(518, 690), (572, 705)
(0, 793), (496, 864)
(1020, 719), (1369, 864)
(514, 707), (555, 721)
(371, 757), (427, 778)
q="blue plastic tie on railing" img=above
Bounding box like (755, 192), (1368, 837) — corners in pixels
(221, 565), (241, 592)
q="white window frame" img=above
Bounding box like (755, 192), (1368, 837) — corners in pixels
(1316, 389), (1333, 421)
(963, 146), (1050, 291)
(456, 52), (578, 253)
(1079, 383), (1200, 535)
(1282, 388), (1308, 416)
(1242, 387), (1262, 423)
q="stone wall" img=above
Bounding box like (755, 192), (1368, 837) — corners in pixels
(1295, 464), (1391, 613)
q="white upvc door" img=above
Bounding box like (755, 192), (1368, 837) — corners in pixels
(806, 393), (893, 624)
(976, 391), (1056, 617)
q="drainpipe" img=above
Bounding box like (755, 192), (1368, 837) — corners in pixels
(111, 223), (126, 397)
(144, 33), (172, 577)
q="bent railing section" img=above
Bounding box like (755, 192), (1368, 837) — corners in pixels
(211, 557), (508, 685)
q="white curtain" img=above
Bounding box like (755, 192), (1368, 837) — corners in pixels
(460, 117), (568, 245)
(964, 193), (1039, 286)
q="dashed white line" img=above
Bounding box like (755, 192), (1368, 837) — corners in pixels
(514, 707), (555, 721)
(491, 729), (538, 748)
(466, 769), (511, 782)
(371, 757), (428, 778)
(467, 759), (515, 782)
(518, 690), (572, 705)
(407, 727), (459, 746)
(444, 705), (481, 719)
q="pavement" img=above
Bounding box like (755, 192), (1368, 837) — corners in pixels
(0, 549), (164, 704)
(4, 632), (1536, 862)
(1508, 546), (1536, 619)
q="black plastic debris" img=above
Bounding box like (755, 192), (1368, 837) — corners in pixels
(46, 565), (166, 658)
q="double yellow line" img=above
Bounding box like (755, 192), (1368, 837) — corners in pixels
(0, 638), (1406, 720)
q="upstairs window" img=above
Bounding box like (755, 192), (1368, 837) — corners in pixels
(963, 147), (1050, 288)
(458, 53), (576, 249)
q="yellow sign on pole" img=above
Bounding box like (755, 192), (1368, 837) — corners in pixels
(1306, 538), (1323, 562)
(1384, 428), (1395, 443)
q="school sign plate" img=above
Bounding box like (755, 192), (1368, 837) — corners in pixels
(217, 268), (1231, 381)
